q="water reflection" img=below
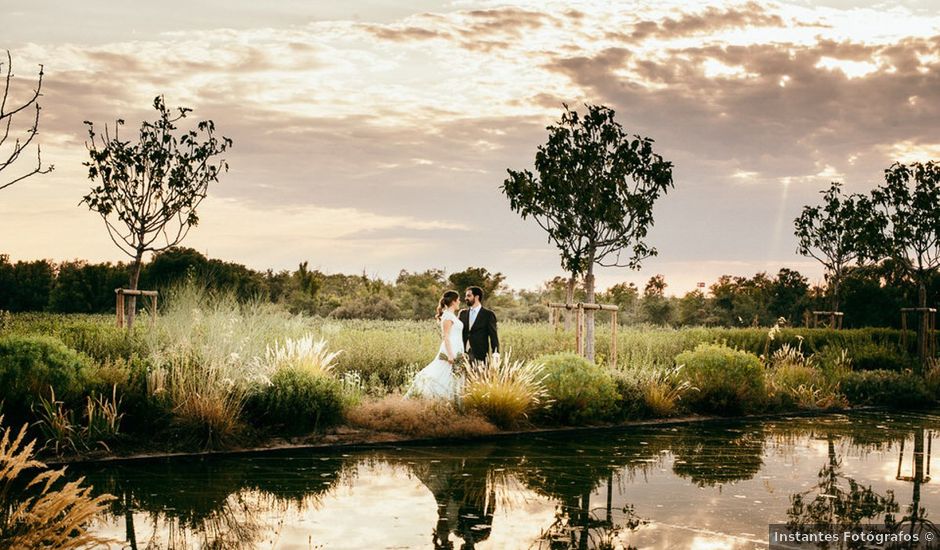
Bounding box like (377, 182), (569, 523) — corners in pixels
(70, 411), (940, 549)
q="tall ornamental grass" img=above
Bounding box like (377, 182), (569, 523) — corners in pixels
(0, 417), (115, 549)
(462, 352), (549, 428)
(145, 281), (308, 444)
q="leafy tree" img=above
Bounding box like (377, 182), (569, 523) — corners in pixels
(0, 258), (54, 311)
(395, 269), (446, 320)
(448, 267), (505, 298)
(794, 182), (876, 312)
(603, 281), (639, 323)
(81, 96), (232, 327)
(502, 104), (674, 360)
(677, 289), (710, 326)
(768, 268), (809, 325)
(640, 274), (673, 325)
(49, 260), (128, 313)
(0, 51), (52, 191)
(870, 162), (940, 311)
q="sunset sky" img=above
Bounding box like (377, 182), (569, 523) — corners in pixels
(2, 0), (939, 294)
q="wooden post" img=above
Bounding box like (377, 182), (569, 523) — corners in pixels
(902, 310), (909, 351)
(115, 289), (125, 328)
(610, 309), (618, 370)
(575, 303), (584, 355)
(150, 294), (158, 325)
(116, 289), (159, 328)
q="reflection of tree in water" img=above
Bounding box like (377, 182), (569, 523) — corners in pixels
(75, 453), (352, 549)
(894, 428), (940, 545)
(670, 425), (765, 488)
(512, 431), (673, 550)
(786, 434), (900, 546)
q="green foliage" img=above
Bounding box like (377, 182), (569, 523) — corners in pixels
(502, 104), (674, 275)
(448, 267), (505, 298)
(839, 370), (932, 408)
(848, 342), (912, 372)
(0, 335), (94, 418)
(0, 257), (54, 312)
(535, 353), (619, 424)
(247, 368), (345, 434)
(870, 161), (940, 306)
(675, 343), (766, 414)
(794, 182), (878, 311)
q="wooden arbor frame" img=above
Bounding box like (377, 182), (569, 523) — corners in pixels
(811, 311), (844, 329)
(548, 302), (620, 369)
(115, 288), (158, 328)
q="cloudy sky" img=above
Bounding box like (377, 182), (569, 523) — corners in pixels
(1, 0), (939, 294)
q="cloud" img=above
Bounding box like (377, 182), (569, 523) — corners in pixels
(623, 2), (788, 42)
(6, 0), (940, 291)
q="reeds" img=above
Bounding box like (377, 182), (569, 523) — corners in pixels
(0, 417), (115, 549)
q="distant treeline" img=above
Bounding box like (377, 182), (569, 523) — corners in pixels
(0, 248), (936, 328)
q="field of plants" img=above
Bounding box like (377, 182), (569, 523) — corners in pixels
(0, 282), (936, 461)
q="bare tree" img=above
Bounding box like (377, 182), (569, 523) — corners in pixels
(82, 96), (232, 327)
(0, 50), (53, 191)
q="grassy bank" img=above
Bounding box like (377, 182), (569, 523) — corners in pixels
(0, 284), (933, 460)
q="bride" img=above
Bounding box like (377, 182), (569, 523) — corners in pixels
(405, 290), (465, 401)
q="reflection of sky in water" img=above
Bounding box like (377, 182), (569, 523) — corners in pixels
(74, 411), (940, 549)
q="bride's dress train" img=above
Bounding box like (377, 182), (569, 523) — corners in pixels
(405, 310), (465, 400)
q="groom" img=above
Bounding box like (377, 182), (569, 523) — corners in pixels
(460, 286), (500, 362)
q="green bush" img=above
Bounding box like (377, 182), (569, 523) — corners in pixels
(611, 372), (649, 419)
(0, 335), (95, 418)
(675, 343), (765, 414)
(535, 353), (619, 424)
(839, 370), (933, 408)
(848, 343), (911, 372)
(246, 368), (345, 434)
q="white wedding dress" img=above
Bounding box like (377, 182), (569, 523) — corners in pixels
(405, 310), (465, 400)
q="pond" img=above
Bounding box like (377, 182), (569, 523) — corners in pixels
(71, 410), (940, 549)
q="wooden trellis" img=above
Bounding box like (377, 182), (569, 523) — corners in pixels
(548, 302), (620, 368)
(115, 288), (158, 328)
(811, 311), (844, 329)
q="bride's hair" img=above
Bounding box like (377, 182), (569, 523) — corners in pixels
(436, 290), (460, 320)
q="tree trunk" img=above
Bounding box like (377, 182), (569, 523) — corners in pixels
(918, 278), (929, 371)
(564, 275), (575, 331)
(584, 257), (596, 363)
(830, 274), (841, 314)
(126, 252), (144, 329)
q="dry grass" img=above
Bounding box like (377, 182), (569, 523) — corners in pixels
(0, 417), (115, 549)
(639, 366), (690, 417)
(346, 395), (497, 438)
(462, 352), (549, 429)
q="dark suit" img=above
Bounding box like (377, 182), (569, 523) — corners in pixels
(460, 306), (499, 361)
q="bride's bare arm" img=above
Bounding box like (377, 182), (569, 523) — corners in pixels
(442, 319), (455, 362)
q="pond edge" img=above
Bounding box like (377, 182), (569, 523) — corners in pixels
(48, 405), (885, 466)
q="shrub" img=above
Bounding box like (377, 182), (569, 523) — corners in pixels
(462, 352), (549, 429)
(838, 370), (933, 408)
(535, 353), (619, 424)
(675, 343), (765, 414)
(346, 395), (497, 438)
(848, 343), (911, 372)
(247, 368), (345, 434)
(766, 364), (843, 410)
(610, 372), (649, 419)
(0, 335), (95, 419)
